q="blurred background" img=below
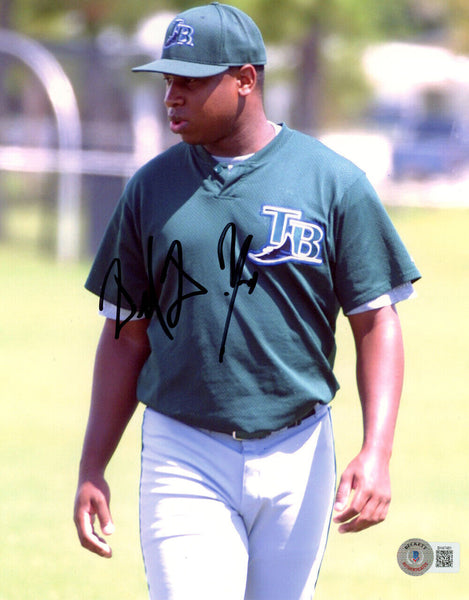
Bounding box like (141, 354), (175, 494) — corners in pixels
(1, 0), (469, 258)
(1, 1), (467, 599)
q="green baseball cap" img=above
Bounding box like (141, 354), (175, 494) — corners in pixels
(132, 2), (266, 78)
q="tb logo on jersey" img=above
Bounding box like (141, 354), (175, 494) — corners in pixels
(248, 206), (325, 265)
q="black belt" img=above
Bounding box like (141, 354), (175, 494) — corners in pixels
(231, 405), (317, 440)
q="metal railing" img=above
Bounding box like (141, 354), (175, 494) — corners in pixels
(0, 28), (82, 260)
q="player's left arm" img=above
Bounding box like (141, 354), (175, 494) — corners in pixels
(333, 304), (404, 533)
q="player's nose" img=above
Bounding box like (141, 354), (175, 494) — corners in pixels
(164, 81), (184, 107)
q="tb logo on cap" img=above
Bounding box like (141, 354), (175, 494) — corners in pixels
(164, 18), (194, 49)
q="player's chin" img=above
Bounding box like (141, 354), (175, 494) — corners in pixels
(176, 124), (223, 148)
(175, 129), (203, 145)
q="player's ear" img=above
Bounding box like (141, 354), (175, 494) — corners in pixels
(236, 64), (257, 97)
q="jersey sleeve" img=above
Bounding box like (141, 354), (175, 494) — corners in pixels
(331, 174), (421, 314)
(84, 179), (149, 312)
(345, 282), (416, 315)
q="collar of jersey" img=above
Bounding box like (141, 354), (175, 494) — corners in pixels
(212, 153), (255, 170)
(191, 122), (288, 174)
(209, 122), (283, 170)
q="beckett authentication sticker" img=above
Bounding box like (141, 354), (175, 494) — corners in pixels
(397, 538), (434, 576)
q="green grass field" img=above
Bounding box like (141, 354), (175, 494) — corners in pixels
(0, 206), (467, 599)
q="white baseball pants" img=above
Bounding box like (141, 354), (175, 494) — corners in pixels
(139, 404), (336, 600)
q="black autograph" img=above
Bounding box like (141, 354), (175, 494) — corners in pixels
(217, 223), (258, 362)
(99, 223), (258, 362)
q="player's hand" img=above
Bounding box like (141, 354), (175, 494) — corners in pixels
(74, 476), (115, 557)
(333, 448), (391, 533)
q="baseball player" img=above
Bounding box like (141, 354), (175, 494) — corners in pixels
(73, 4), (421, 600)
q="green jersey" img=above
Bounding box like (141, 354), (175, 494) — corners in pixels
(85, 125), (420, 433)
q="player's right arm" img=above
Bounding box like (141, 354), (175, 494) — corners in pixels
(73, 317), (151, 558)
